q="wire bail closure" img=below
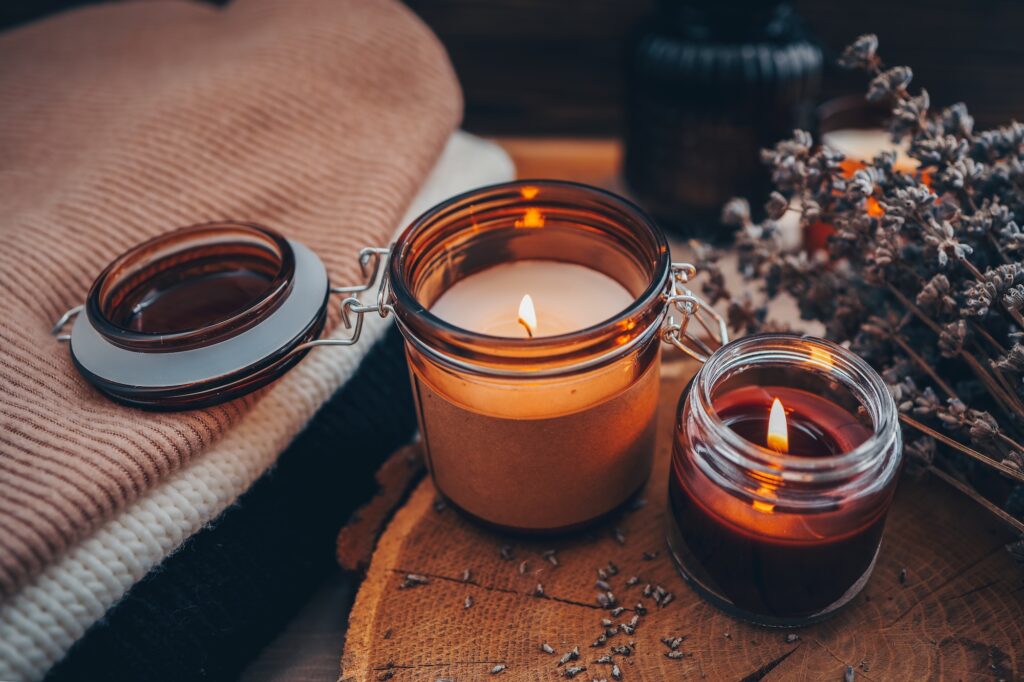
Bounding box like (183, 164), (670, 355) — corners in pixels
(660, 262), (729, 363)
(288, 246), (394, 354)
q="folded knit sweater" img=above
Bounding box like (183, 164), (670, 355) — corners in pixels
(0, 0), (460, 598)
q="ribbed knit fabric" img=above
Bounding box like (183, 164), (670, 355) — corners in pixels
(0, 0), (461, 598)
(0, 132), (515, 682)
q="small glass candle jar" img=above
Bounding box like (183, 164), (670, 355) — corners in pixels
(666, 334), (902, 626)
(388, 181), (671, 532)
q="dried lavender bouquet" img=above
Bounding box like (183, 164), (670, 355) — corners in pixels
(698, 35), (1024, 560)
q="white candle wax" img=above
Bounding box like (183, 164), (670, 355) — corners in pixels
(821, 128), (917, 171)
(429, 260), (634, 338)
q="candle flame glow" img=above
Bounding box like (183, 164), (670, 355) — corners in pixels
(767, 397), (789, 453)
(517, 294), (537, 338)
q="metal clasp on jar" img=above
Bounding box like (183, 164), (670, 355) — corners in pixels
(660, 262), (729, 363)
(290, 245), (394, 353)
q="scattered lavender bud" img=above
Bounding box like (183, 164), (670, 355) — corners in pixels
(491, 663), (507, 675)
(634, 603), (647, 615)
(612, 528), (627, 545)
(464, 595), (473, 609)
(534, 583), (545, 598)
(607, 561), (619, 576)
(610, 606), (625, 617)
(564, 666), (587, 678)
(661, 636), (685, 650)
(625, 576), (639, 587)
(461, 568), (472, 583)
(400, 573), (429, 588)
(844, 665), (856, 682)
(519, 560), (529, 575)
(666, 651), (686, 660)
(499, 545), (513, 561)
(594, 655), (613, 665)
(541, 642), (555, 655)
(612, 664), (622, 680)
(601, 618), (613, 627)
(542, 549), (559, 566)
(557, 647), (580, 666)
(785, 633), (800, 643)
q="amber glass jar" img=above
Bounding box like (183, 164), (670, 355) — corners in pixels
(69, 222), (329, 409)
(388, 181), (671, 532)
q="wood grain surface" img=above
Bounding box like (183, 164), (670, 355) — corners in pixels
(341, 357), (1024, 681)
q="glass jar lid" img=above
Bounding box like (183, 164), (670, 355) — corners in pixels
(67, 222), (330, 409)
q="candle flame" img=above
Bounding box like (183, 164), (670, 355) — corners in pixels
(517, 294), (537, 338)
(767, 397), (789, 453)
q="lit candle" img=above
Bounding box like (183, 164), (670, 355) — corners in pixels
(800, 128), (920, 253)
(393, 181), (670, 532)
(666, 335), (902, 626)
(821, 127), (918, 173)
(429, 260), (634, 338)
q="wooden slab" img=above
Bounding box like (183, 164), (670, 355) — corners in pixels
(340, 357), (1024, 681)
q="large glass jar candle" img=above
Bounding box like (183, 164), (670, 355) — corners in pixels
(667, 334), (902, 626)
(388, 181), (671, 532)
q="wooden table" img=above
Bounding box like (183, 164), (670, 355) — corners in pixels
(338, 138), (1024, 681)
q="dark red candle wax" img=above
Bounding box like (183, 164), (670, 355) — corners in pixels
(714, 385), (870, 455)
(669, 384), (887, 623)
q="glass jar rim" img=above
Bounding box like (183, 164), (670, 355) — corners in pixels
(689, 333), (901, 486)
(86, 221), (295, 352)
(388, 180), (672, 376)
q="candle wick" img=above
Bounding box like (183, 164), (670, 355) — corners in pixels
(518, 318), (534, 338)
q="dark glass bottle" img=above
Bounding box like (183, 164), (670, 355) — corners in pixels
(624, 1), (821, 240)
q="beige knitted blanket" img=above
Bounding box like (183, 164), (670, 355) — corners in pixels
(0, 0), (460, 599)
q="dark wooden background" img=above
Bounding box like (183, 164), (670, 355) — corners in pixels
(4, 0), (1022, 134)
(402, 0), (1024, 134)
